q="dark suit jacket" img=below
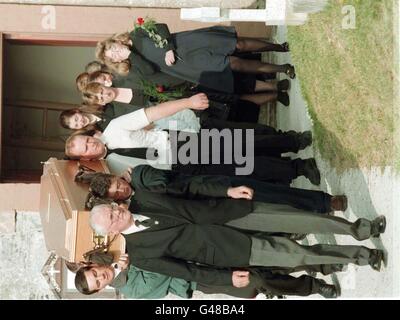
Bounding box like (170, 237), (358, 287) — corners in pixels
(125, 185), (254, 286)
(130, 164), (233, 199)
(128, 24), (188, 88)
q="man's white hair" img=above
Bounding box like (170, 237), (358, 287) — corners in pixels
(90, 204), (112, 236)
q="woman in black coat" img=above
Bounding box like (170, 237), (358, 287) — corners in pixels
(95, 23), (295, 94)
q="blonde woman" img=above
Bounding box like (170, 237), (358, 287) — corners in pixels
(76, 71), (149, 107)
(95, 23), (294, 94)
(81, 72), (291, 108)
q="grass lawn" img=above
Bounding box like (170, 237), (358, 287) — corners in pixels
(286, 0), (397, 171)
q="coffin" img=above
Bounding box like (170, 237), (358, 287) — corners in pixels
(39, 158), (125, 263)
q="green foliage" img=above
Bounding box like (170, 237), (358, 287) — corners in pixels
(132, 17), (168, 48)
(287, 0), (395, 170)
(140, 80), (191, 102)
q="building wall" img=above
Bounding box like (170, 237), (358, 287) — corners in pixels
(0, 0), (261, 9)
(0, 3), (271, 38)
(0, 184), (40, 212)
(0, 211), (55, 299)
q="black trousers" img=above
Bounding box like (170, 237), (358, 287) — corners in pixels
(196, 263), (341, 298)
(200, 116), (280, 135)
(196, 271), (320, 298)
(230, 177), (331, 213)
(170, 130), (304, 183)
(173, 157), (303, 184)
(200, 117), (302, 157)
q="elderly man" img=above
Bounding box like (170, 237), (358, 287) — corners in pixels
(88, 187), (386, 291)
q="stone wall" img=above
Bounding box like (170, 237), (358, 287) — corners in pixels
(0, 211), (55, 299)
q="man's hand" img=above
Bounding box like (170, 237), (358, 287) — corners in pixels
(227, 186), (254, 200)
(165, 50), (176, 66)
(232, 271), (250, 288)
(121, 167), (133, 183)
(188, 93), (209, 110)
(117, 254), (129, 271)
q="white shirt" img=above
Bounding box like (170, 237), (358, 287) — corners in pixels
(111, 263), (122, 279)
(101, 109), (172, 169)
(121, 213), (151, 235)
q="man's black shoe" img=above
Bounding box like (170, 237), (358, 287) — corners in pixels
(303, 158), (321, 186)
(317, 281), (340, 299)
(369, 249), (384, 271)
(297, 131), (313, 150)
(371, 215), (386, 237)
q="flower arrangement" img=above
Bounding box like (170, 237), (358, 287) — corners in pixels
(133, 17), (168, 49)
(140, 80), (192, 102)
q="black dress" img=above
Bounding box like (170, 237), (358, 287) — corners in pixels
(129, 24), (238, 93)
(114, 62), (187, 89)
(112, 76), (150, 107)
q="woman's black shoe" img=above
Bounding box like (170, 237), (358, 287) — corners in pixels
(285, 64), (296, 79)
(277, 79), (290, 91)
(281, 42), (290, 52)
(277, 91), (290, 106)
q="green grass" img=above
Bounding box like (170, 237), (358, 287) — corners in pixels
(287, 0), (396, 171)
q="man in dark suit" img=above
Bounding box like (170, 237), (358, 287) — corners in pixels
(89, 184), (385, 290)
(85, 165), (346, 214)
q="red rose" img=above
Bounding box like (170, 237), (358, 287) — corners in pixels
(156, 85), (165, 93)
(137, 17), (145, 25)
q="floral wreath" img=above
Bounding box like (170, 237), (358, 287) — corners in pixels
(133, 17), (168, 49)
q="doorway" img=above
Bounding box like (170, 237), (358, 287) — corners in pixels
(1, 36), (97, 182)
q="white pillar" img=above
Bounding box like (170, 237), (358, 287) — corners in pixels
(180, 0), (327, 26)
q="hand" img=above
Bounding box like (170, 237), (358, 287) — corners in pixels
(227, 186), (254, 200)
(143, 123), (155, 131)
(121, 167), (133, 183)
(232, 271), (250, 288)
(165, 50), (176, 66)
(117, 254), (129, 271)
(188, 93), (209, 110)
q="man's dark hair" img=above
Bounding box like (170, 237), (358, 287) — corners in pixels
(75, 265), (99, 295)
(85, 193), (113, 210)
(90, 174), (114, 198)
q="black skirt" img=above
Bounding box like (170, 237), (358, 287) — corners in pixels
(135, 26), (238, 93)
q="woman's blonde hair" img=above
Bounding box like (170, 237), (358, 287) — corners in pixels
(76, 71), (114, 93)
(76, 72), (90, 92)
(85, 61), (107, 74)
(95, 33), (131, 76)
(82, 82), (103, 105)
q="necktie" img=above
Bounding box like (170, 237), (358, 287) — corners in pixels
(106, 147), (158, 160)
(134, 218), (158, 228)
